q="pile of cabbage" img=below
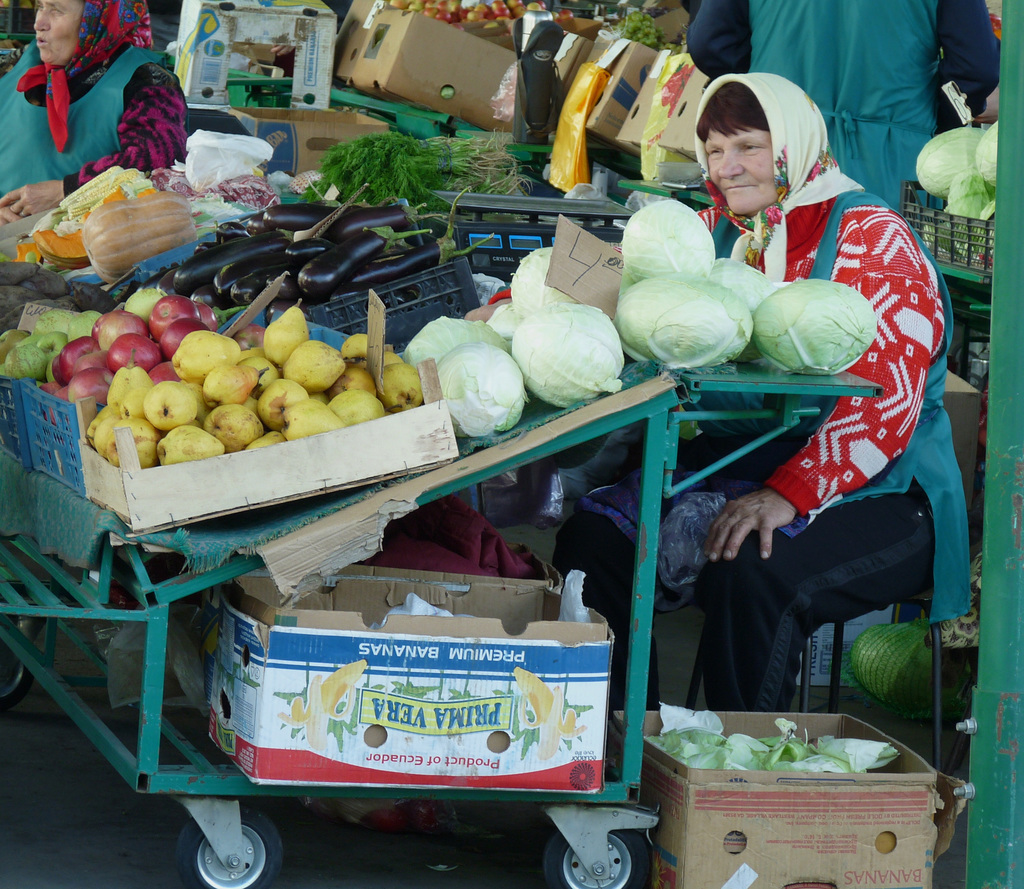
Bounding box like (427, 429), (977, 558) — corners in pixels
(916, 124), (997, 220)
(649, 710), (899, 773)
(613, 201), (875, 374)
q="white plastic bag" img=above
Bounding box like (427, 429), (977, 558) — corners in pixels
(558, 569), (591, 623)
(184, 129), (274, 191)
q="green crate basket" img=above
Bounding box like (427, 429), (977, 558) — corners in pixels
(900, 180), (995, 275)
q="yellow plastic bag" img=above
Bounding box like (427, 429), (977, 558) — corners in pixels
(640, 52), (694, 181)
(549, 62), (611, 193)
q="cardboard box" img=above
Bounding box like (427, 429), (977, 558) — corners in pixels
(656, 63), (712, 159)
(806, 606), (894, 686)
(638, 711), (948, 889)
(943, 371), (981, 507)
(209, 566), (612, 789)
(350, 7), (516, 131)
(585, 38), (660, 154)
(174, 0), (337, 109)
(333, 0), (384, 83)
(229, 108), (389, 176)
(615, 48), (673, 147)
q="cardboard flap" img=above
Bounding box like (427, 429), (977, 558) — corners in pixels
(595, 38), (630, 70)
(934, 772), (968, 858)
(544, 216), (622, 318)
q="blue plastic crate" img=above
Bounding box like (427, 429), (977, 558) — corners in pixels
(0, 376), (32, 469)
(20, 382), (88, 496)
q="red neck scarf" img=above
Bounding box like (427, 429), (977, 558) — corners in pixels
(16, 0), (152, 153)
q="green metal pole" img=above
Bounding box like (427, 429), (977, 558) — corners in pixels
(966, 5), (1024, 887)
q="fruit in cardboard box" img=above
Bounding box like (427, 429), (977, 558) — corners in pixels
(149, 361), (181, 384)
(328, 389), (386, 426)
(106, 332), (162, 373)
(159, 318), (208, 361)
(86, 405), (119, 448)
(67, 366), (114, 404)
(172, 331), (242, 385)
(106, 365), (154, 414)
(245, 431), (287, 449)
(283, 340), (346, 393)
(281, 398), (346, 440)
(232, 324), (265, 351)
(203, 363), (261, 406)
(143, 381), (200, 431)
(263, 305), (309, 366)
(257, 378), (309, 431)
(378, 361), (424, 412)
(157, 425), (226, 465)
(106, 417), (162, 468)
(340, 332), (368, 366)
(204, 403), (264, 452)
(118, 387), (150, 419)
(326, 363), (376, 398)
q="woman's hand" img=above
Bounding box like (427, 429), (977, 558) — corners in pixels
(704, 487), (797, 562)
(465, 298), (510, 323)
(0, 180), (65, 225)
(975, 86), (999, 124)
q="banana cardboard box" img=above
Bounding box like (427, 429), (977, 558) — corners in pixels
(174, 0), (337, 109)
(209, 566), (613, 789)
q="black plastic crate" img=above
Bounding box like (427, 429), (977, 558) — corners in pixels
(900, 180), (995, 275)
(307, 255), (478, 352)
(1, 5), (35, 33)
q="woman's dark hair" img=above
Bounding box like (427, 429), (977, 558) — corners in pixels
(696, 82), (770, 142)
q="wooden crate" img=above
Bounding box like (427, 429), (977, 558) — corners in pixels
(78, 364), (458, 534)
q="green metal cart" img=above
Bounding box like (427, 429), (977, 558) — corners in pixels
(0, 363), (878, 889)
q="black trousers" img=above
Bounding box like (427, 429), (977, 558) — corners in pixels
(552, 489), (935, 712)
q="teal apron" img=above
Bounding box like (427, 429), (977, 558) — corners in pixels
(698, 191), (970, 622)
(0, 44), (159, 195)
(747, 0), (940, 209)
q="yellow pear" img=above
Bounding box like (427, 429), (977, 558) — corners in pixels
(144, 381), (200, 431)
(243, 394), (260, 413)
(238, 355), (279, 397)
(326, 363), (376, 399)
(340, 332), (368, 366)
(105, 417), (162, 469)
(245, 430), (288, 450)
(203, 404), (265, 453)
(263, 305), (309, 366)
(203, 363), (261, 405)
(91, 413), (120, 457)
(172, 331), (242, 385)
(106, 365), (153, 414)
(383, 350), (404, 366)
(281, 399), (346, 440)
(237, 347), (267, 362)
(158, 425), (226, 465)
(283, 339), (346, 393)
(257, 378), (309, 431)
(378, 362), (424, 412)
(309, 391), (329, 404)
(119, 387), (150, 420)
(180, 381), (211, 423)
(328, 389), (386, 427)
(86, 404), (119, 449)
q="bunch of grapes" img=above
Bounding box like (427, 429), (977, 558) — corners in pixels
(617, 10), (665, 49)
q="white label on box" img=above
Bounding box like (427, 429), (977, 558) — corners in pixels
(721, 864), (758, 889)
(596, 38), (630, 70)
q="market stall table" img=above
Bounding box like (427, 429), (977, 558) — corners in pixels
(0, 360), (879, 889)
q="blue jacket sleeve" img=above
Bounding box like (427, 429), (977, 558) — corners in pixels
(685, 0), (751, 79)
(936, 0), (1000, 130)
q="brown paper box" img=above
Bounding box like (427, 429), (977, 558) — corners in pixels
(585, 38), (660, 155)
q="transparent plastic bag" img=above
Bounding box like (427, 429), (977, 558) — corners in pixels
(491, 62), (517, 122)
(656, 492), (726, 610)
(477, 456), (564, 529)
(184, 129), (274, 191)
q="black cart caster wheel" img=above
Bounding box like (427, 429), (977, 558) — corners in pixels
(176, 805), (283, 889)
(542, 828), (650, 889)
(0, 643), (33, 712)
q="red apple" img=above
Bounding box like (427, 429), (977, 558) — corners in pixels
(55, 386), (69, 401)
(106, 333), (163, 373)
(159, 318), (208, 360)
(232, 323), (265, 351)
(149, 361), (182, 384)
(67, 366), (114, 404)
(92, 309), (150, 352)
(54, 335), (101, 386)
(194, 301), (218, 331)
(39, 381), (63, 395)
(148, 294), (202, 341)
(72, 349), (109, 375)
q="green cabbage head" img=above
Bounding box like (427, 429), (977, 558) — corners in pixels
(511, 302), (624, 407)
(752, 279), (876, 374)
(614, 277), (752, 368)
(620, 199), (716, 282)
(436, 342), (526, 438)
(509, 247), (574, 315)
(403, 316), (509, 367)
(945, 168), (995, 220)
(916, 127), (985, 199)
(975, 122), (998, 186)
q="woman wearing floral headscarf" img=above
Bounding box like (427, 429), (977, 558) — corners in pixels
(0, 0), (187, 225)
(552, 72), (969, 713)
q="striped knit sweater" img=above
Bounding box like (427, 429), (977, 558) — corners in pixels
(700, 200), (946, 516)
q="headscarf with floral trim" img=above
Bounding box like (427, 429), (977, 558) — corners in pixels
(17, 0), (152, 153)
(693, 72), (863, 282)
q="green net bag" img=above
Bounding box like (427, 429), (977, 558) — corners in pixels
(849, 617), (970, 720)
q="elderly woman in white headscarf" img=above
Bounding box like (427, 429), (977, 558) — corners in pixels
(552, 72), (970, 713)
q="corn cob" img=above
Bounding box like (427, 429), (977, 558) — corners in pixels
(59, 167), (149, 221)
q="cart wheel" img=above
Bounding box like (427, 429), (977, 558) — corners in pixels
(0, 643), (33, 712)
(542, 829), (650, 889)
(176, 805), (283, 889)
